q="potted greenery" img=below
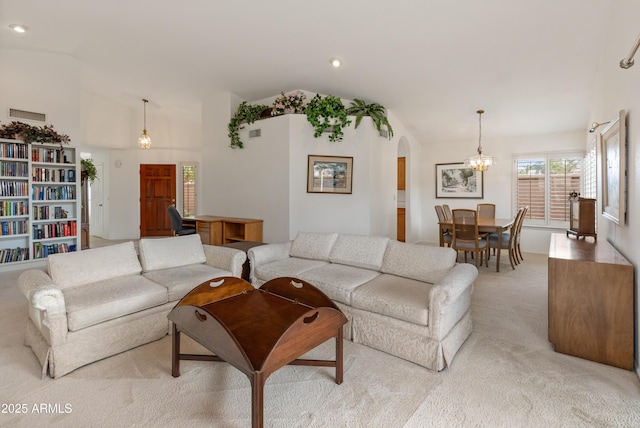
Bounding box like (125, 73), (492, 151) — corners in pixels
(305, 94), (351, 142)
(271, 91), (307, 116)
(227, 102), (269, 149)
(345, 99), (394, 140)
(81, 158), (98, 183)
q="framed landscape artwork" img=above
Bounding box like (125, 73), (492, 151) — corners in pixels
(600, 109), (627, 225)
(435, 162), (484, 199)
(307, 155), (353, 194)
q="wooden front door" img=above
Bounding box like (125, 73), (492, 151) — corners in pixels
(140, 164), (176, 237)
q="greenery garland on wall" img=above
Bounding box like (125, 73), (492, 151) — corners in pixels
(0, 121), (71, 145)
(228, 102), (269, 149)
(226, 93), (395, 148)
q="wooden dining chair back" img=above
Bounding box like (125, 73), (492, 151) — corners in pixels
(477, 203), (496, 219)
(488, 207), (525, 270)
(434, 205), (452, 247)
(451, 209), (488, 267)
(442, 204), (452, 221)
(514, 206), (528, 262)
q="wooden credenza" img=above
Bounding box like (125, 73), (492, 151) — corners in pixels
(548, 233), (634, 369)
(194, 216), (263, 246)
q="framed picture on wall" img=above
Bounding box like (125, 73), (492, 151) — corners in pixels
(435, 162), (484, 199)
(307, 155), (353, 194)
(600, 109), (627, 225)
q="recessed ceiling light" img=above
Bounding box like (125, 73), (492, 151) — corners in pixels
(330, 57), (342, 68)
(9, 24), (28, 33)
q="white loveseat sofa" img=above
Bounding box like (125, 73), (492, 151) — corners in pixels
(18, 234), (246, 378)
(248, 232), (478, 371)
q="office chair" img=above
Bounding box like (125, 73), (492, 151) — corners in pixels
(168, 205), (196, 236)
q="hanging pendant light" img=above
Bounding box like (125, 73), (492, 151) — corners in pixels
(464, 109), (495, 172)
(138, 99), (152, 149)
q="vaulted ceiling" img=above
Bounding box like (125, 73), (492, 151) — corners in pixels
(0, 0), (615, 143)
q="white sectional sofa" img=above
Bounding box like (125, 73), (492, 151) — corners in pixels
(18, 234), (246, 378)
(249, 232), (478, 371)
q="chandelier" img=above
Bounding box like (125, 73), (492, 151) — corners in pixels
(464, 109), (495, 172)
(138, 99), (152, 149)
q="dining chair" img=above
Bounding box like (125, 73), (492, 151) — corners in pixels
(476, 203), (496, 219)
(514, 206), (528, 263)
(451, 209), (488, 267)
(488, 207), (525, 270)
(442, 204), (452, 221)
(434, 205), (452, 247)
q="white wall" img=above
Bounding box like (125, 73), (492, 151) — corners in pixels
(420, 130), (585, 253)
(201, 92), (423, 243)
(591, 0), (640, 370)
(0, 49), (81, 148)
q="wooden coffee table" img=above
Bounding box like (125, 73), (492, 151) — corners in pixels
(168, 276), (348, 428)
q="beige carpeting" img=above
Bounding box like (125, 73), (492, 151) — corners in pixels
(1, 252), (639, 427)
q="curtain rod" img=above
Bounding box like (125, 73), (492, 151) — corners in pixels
(620, 33), (640, 69)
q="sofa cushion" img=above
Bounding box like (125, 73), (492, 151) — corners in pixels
(138, 234), (206, 272)
(289, 232), (338, 261)
(298, 264), (381, 305)
(329, 234), (389, 270)
(351, 273), (434, 326)
(254, 257), (328, 283)
(381, 241), (457, 284)
(143, 263), (232, 302)
(63, 275), (168, 331)
(47, 241), (142, 290)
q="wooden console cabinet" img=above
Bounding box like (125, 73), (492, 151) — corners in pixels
(548, 233), (634, 369)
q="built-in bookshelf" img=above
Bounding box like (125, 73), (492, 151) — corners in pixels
(0, 138), (80, 268)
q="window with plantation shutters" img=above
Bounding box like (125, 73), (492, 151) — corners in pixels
(181, 164), (196, 217)
(514, 152), (584, 227)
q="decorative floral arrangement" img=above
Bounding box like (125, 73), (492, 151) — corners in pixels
(271, 91), (307, 116)
(568, 191), (580, 200)
(0, 121), (71, 145)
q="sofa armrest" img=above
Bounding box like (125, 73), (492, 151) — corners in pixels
(202, 245), (246, 278)
(428, 263), (478, 340)
(247, 241), (292, 285)
(18, 269), (68, 346)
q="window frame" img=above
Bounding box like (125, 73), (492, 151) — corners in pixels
(180, 162), (198, 218)
(512, 151), (585, 228)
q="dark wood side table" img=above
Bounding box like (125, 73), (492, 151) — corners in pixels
(168, 276), (347, 428)
(222, 241), (265, 282)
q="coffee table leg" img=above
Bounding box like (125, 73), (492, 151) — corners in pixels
(172, 323), (180, 377)
(336, 328), (344, 385)
(251, 372), (265, 428)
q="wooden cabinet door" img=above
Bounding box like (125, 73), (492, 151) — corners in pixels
(397, 157), (406, 190)
(397, 208), (406, 242)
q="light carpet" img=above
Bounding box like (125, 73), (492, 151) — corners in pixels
(1, 253), (639, 427)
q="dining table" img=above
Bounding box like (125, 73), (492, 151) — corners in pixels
(438, 217), (515, 272)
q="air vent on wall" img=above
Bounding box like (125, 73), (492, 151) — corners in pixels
(249, 129), (261, 138)
(8, 108), (46, 123)
(379, 129), (389, 139)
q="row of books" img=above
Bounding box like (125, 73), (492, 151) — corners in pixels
(0, 201), (28, 216)
(31, 167), (76, 183)
(33, 242), (76, 259)
(32, 205), (71, 220)
(0, 143), (29, 160)
(32, 186), (76, 201)
(1, 219), (28, 236)
(0, 181), (29, 197)
(0, 247), (29, 263)
(32, 147), (68, 164)
(0, 161), (29, 178)
(32, 220), (77, 240)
